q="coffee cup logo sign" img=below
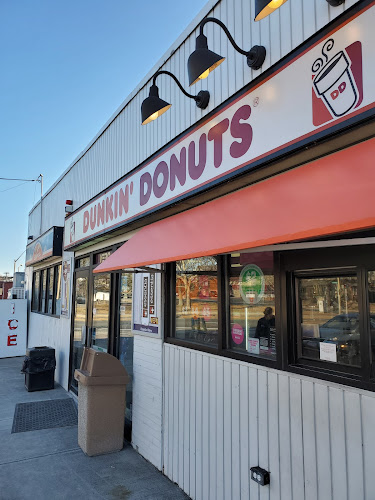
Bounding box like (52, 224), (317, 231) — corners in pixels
(239, 264), (265, 305)
(32, 242), (43, 263)
(312, 38), (363, 127)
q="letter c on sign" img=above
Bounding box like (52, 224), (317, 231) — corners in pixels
(8, 319), (18, 330)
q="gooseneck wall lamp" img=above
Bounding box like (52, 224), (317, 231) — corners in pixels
(187, 17), (266, 86)
(254, 0), (288, 22)
(326, 0), (344, 6)
(141, 70), (210, 125)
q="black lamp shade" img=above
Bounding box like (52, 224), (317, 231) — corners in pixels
(255, 0), (288, 21)
(326, 0), (344, 5)
(188, 33), (225, 86)
(141, 84), (171, 125)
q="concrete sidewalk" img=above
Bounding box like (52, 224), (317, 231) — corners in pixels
(0, 357), (189, 500)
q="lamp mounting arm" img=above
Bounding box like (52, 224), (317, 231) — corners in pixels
(153, 70), (210, 109)
(199, 17), (249, 57)
(153, 71), (196, 101)
(198, 17), (266, 70)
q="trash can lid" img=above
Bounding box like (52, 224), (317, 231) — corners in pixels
(78, 347), (130, 378)
(26, 346), (55, 358)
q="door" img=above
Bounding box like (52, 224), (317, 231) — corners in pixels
(70, 271), (89, 391)
(91, 273), (111, 352)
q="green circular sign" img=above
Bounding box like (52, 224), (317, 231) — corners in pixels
(239, 264), (265, 304)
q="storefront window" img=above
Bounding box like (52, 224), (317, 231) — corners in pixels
(76, 256), (90, 268)
(229, 252), (276, 360)
(40, 270), (47, 313)
(119, 273), (133, 424)
(32, 272), (40, 311)
(175, 257), (219, 347)
(367, 272), (375, 364)
(298, 275), (360, 366)
(47, 268), (54, 314)
(31, 264), (63, 316)
(94, 251), (112, 265)
(55, 265), (62, 315)
(91, 273), (111, 352)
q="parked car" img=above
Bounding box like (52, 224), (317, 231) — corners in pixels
(302, 313), (375, 364)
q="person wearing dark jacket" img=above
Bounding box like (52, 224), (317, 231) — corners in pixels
(255, 307), (275, 350)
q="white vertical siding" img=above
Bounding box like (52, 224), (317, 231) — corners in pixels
(164, 343), (375, 500)
(28, 0), (361, 237)
(27, 312), (71, 390)
(131, 334), (163, 470)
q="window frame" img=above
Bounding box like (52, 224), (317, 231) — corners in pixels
(31, 263), (63, 318)
(282, 245), (375, 391)
(166, 245), (375, 391)
(292, 268), (364, 377)
(165, 254), (281, 370)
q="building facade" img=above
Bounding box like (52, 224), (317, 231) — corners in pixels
(26, 0), (375, 498)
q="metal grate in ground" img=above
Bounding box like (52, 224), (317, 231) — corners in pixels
(11, 398), (78, 433)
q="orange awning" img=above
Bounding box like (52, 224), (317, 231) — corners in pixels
(94, 138), (375, 273)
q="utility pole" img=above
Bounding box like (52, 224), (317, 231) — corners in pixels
(14, 250), (26, 275)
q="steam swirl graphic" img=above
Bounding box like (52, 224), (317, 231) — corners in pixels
(312, 38), (335, 73)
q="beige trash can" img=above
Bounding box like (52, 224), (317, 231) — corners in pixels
(74, 347), (130, 456)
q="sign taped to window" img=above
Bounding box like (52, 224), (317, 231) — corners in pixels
(133, 268), (161, 338)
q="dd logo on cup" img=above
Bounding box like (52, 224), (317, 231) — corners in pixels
(312, 38), (363, 127)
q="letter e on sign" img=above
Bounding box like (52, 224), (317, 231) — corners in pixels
(7, 335), (17, 346)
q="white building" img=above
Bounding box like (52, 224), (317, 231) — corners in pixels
(26, 0), (375, 498)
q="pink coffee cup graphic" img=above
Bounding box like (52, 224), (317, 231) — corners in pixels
(313, 39), (358, 118)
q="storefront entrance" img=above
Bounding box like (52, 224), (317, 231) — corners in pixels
(69, 251), (134, 436)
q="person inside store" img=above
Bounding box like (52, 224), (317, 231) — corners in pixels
(255, 307), (276, 351)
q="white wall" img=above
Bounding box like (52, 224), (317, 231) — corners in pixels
(25, 252), (73, 390)
(27, 312), (71, 390)
(163, 343), (375, 500)
(131, 334), (163, 470)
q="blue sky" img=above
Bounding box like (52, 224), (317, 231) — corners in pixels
(0, 0), (207, 275)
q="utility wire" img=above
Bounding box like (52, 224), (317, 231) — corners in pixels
(0, 177), (40, 182)
(0, 181), (30, 193)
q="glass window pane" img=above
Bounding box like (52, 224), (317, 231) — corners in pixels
(367, 271), (375, 364)
(32, 272), (40, 311)
(175, 257), (218, 347)
(229, 252), (276, 360)
(119, 273), (133, 424)
(55, 265), (62, 315)
(47, 268), (54, 314)
(94, 251), (112, 265)
(76, 256), (90, 268)
(299, 276), (360, 366)
(71, 275), (88, 391)
(41, 270), (47, 313)
(92, 274), (111, 352)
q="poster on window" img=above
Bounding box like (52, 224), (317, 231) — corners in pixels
(133, 268), (161, 338)
(60, 258), (72, 318)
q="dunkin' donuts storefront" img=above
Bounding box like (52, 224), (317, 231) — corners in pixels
(26, 1), (375, 498)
